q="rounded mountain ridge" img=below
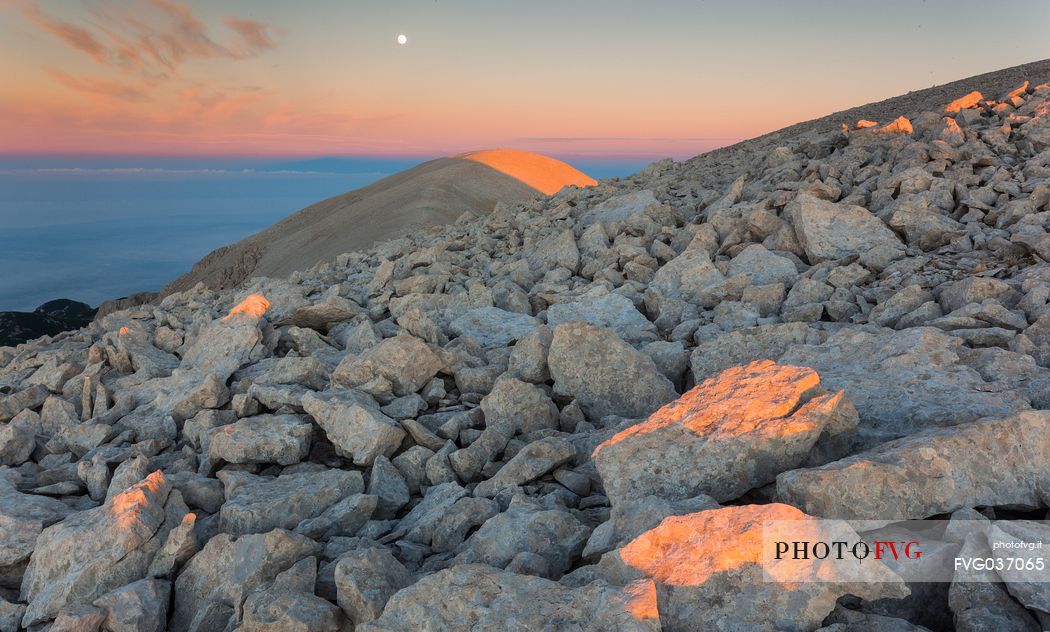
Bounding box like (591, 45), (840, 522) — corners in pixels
(161, 149), (596, 296)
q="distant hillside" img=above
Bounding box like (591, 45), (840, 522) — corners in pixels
(161, 149), (595, 295)
(0, 299), (95, 346)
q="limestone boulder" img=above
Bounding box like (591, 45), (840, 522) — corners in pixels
(205, 414), (312, 469)
(448, 307), (541, 348)
(357, 564), (660, 632)
(777, 411), (1050, 519)
(218, 469), (364, 535)
(548, 322), (677, 420)
(611, 504), (907, 631)
(780, 327), (1031, 449)
(546, 291), (658, 343)
(170, 529), (321, 632)
(594, 360), (856, 505)
(332, 334), (442, 396)
(302, 390), (406, 466)
(786, 193), (903, 263)
(20, 471), (178, 626)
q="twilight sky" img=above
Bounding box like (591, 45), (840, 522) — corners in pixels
(2, 0), (1048, 160)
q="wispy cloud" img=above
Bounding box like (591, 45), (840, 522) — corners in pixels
(46, 68), (151, 102)
(17, 0), (277, 77)
(18, 1), (109, 63)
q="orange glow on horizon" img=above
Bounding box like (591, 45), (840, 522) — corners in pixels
(223, 293), (269, 321)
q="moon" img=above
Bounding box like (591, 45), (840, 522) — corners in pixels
(396, 34), (407, 45)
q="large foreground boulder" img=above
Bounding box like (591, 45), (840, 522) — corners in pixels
(780, 327), (1031, 449)
(777, 410), (1050, 519)
(20, 472), (178, 626)
(594, 360), (856, 504)
(357, 564), (660, 631)
(611, 504), (908, 631)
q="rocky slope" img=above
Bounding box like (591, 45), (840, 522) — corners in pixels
(1, 61), (1050, 631)
(159, 149), (596, 297)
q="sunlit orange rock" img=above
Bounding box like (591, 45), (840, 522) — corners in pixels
(110, 470), (169, 535)
(618, 579), (660, 622)
(222, 293), (270, 321)
(459, 149), (597, 195)
(615, 504), (906, 631)
(593, 360), (857, 504)
(118, 326), (129, 336)
(855, 119), (878, 129)
(1007, 81), (1029, 100)
(877, 116), (913, 134)
(945, 91), (983, 113)
(939, 116), (965, 146)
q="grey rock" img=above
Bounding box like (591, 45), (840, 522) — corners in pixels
(47, 604), (106, 632)
(475, 436), (576, 497)
(453, 497), (590, 579)
(206, 414), (311, 470)
(334, 547), (414, 625)
(780, 327), (1031, 449)
(787, 193), (904, 262)
(507, 324), (553, 383)
(397, 482), (467, 545)
(0, 410), (38, 466)
(367, 456), (410, 519)
(939, 277), (1017, 314)
(332, 334), (442, 396)
(690, 322), (826, 381)
(449, 307), (541, 348)
(0, 385), (49, 422)
(302, 390), (406, 466)
(430, 496), (500, 553)
(240, 557), (344, 632)
(549, 322), (677, 420)
(218, 469), (363, 535)
(20, 471), (176, 626)
(0, 596), (25, 632)
(547, 291), (657, 343)
(359, 563), (659, 631)
(777, 411), (1050, 519)
(293, 494), (377, 541)
(170, 529), (321, 632)
(727, 244), (800, 286)
(479, 377), (559, 434)
(92, 578), (170, 632)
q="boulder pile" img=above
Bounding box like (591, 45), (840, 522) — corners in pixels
(1, 79), (1050, 630)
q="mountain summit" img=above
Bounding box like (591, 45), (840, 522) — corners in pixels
(162, 149), (595, 295)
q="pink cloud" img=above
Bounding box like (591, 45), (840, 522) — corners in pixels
(18, 0), (277, 76)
